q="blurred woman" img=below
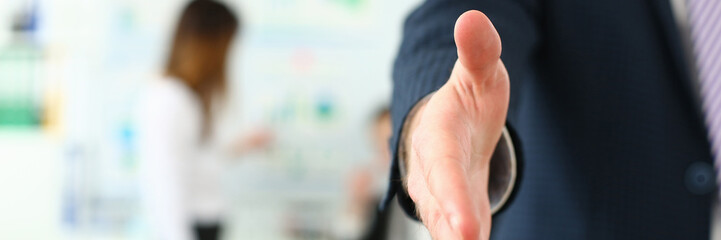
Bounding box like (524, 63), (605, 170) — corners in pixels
(136, 1), (269, 240)
(335, 108), (395, 240)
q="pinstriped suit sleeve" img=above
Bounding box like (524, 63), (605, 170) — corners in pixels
(385, 0), (541, 219)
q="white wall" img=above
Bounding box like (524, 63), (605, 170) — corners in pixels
(0, 0), (424, 239)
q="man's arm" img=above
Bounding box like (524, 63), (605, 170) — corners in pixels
(386, 0), (540, 239)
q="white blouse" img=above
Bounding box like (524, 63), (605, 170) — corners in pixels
(136, 77), (229, 240)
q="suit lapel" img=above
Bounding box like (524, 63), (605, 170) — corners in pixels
(647, 0), (692, 83)
(647, 0), (706, 125)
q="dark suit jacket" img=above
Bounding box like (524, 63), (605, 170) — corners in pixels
(385, 0), (717, 239)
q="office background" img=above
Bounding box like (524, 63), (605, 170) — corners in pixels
(0, 0), (426, 239)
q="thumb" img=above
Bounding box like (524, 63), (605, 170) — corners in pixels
(454, 10), (502, 77)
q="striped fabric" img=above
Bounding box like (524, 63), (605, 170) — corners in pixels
(689, 0), (721, 185)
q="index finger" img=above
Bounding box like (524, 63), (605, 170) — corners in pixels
(413, 133), (482, 240)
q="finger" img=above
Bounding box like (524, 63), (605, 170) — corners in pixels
(426, 157), (482, 240)
(454, 10), (502, 77)
(424, 200), (463, 240)
(414, 134), (481, 239)
(468, 170), (494, 239)
(409, 160), (463, 240)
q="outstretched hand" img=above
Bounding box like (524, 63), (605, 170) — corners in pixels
(403, 10), (509, 240)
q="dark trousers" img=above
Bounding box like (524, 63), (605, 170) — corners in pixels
(194, 222), (222, 240)
(360, 198), (390, 240)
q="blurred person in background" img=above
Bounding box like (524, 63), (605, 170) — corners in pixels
(136, 1), (271, 240)
(337, 107), (413, 240)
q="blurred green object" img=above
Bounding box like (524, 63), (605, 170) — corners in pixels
(330, 0), (363, 9)
(0, 41), (43, 127)
(0, 104), (38, 126)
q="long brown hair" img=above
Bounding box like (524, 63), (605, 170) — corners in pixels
(165, 0), (239, 138)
